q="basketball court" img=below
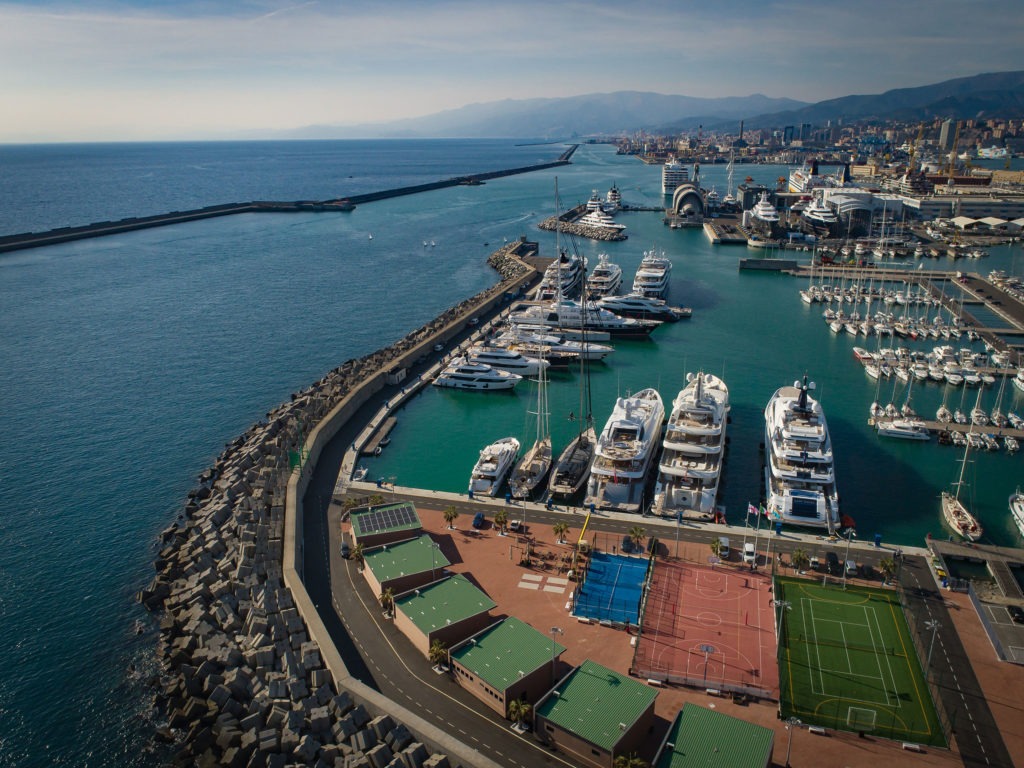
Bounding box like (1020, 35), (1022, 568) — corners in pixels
(632, 559), (778, 699)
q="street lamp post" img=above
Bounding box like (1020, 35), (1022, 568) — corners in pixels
(431, 542), (441, 580)
(842, 529), (857, 590)
(925, 619), (941, 670)
(773, 599), (791, 644)
(700, 644), (715, 686)
(549, 626), (564, 678)
(784, 717), (802, 767)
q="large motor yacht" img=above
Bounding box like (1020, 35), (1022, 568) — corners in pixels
(433, 357), (522, 391)
(535, 250), (584, 301)
(801, 192), (839, 234)
(585, 388), (665, 513)
(585, 253), (623, 298)
(466, 345), (549, 376)
(631, 249), (672, 298)
(751, 191), (780, 224)
(577, 208), (626, 232)
(652, 373), (729, 518)
(508, 299), (660, 338)
(468, 437), (520, 497)
(763, 374), (839, 530)
(596, 293), (689, 322)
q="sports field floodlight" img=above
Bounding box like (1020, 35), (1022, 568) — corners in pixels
(785, 717), (802, 767)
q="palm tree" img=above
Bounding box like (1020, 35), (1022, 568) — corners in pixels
(443, 505), (459, 529)
(553, 521), (570, 544)
(428, 639), (448, 670)
(378, 587), (395, 617)
(369, 493), (385, 506)
(613, 754), (648, 768)
(628, 525), (646, 553)
(879, 556), (896, 585)
(709, 537), (722, 564)
(351, 542), (365, 570)
(494, 509), (509, 535)
(791, 548), (811, 573)
(507, 698), (532, 731)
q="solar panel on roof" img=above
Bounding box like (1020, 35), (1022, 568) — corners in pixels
(355, 502), (419, 534)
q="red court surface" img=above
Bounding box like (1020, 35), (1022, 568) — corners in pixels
(632, 560), (779, 698)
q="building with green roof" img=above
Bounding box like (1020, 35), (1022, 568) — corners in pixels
(449, 617), (567, 718)
(349, 501), (422, 548)
(535, 659), (659, 768)
(361, 535), (450, 597)
(654, 703), (774, 768)
(393, 574), (496, 657)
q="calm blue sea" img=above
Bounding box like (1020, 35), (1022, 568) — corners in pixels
(0, 140), (1022, 767)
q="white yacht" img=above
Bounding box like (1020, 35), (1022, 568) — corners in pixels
(751, 191), (780, 224)
(604, 184), (622, 212)
(535, 250), (584, 301)
(468, 437), (520, 497)
(433, 357), (522, 391)
(508, 299), (660, 338)
(1014, 368), (1024, 395)
(875, 418), (931, 440)
(764, 375), (840, 530)
(596, 293), (689, 323)
(1010, 489), (1024, 539)
(585, 388), (665, 513)
(801, 192), (838, 232)
(631, 249), (672, 298)
(941, 439), (983, 542)
(495, 327), (614, 361)
(652, 373), (730, 517)
(577, 208), (626, 232)
(466, 345), (549, 376)
(585, 253), (623, 298)
(662, 158), (690, 195)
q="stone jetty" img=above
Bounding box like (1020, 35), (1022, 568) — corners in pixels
(140, 241), (537, 767)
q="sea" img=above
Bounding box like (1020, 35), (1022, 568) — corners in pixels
(0, 139), (1022, 766)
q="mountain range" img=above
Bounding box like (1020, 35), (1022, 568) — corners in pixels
(282, 71), (1024, 140)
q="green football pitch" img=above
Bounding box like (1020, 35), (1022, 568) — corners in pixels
(775, 577), (946, 747)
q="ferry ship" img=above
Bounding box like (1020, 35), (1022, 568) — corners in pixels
(585, 388), (665, 513)
(662, 157), (690, 195)
(763, 374), (839, 530)
(652, 372), (729, 517)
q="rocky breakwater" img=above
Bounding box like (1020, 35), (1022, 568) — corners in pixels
(139, 247), (534, 767)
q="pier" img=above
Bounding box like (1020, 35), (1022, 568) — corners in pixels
(0, 145), (578, 254)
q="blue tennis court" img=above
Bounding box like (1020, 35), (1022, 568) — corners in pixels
(572, 551), (649, 626)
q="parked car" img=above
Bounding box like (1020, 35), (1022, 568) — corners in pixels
(621, 535), (634, 554)
(340, 540), (351, 559)
(509, 519), (524, 533)
(845, 560), (858, 577)
(717, 536), (730, 559)
(743, 542), (756, 564)
(1009, 605), (1024, 624)
(472, 511), (485, 529)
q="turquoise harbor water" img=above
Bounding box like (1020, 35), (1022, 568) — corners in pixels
(0, 140), (1022, 766)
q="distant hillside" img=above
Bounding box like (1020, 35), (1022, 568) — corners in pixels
(282, 91), (808, 140)
(739, 71), (1024, 128)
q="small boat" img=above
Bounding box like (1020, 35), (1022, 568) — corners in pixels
(876, 418), (931, 441)
(1010, 489), (1024, 538)
(468, 437), (520, 497)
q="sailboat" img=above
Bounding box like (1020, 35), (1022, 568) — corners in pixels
(941, 434), (983, 541)
(510, 350), (552, 500)
(548, 178), (596, 499)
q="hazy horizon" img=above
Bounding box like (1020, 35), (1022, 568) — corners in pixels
(3, 0), (1024, 143)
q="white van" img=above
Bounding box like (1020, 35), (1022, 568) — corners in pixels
(717, 536), (730, 558)
(743, 542), (756, 564)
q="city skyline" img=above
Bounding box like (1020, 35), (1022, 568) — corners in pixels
(3, 0), (1024, 142)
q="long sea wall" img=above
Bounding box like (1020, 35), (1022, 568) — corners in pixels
(0, 145), (578, 254)
(141, 241), (537, 767)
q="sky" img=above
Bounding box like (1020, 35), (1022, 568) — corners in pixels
(2, 0), (1023, 142)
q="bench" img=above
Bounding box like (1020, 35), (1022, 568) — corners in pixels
(705, 688), (722, 697)
(808, 726), (827, 736)
(902, 743), (922, 752)
(647, 679), (662, 687)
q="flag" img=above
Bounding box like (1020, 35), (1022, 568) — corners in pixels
(747, 503), (758, 517)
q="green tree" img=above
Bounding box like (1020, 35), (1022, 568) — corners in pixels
(428, 639), (448, 669)
(494, 509), (509, 535)
(507, 698), (532, 731)
(351, 542), (365, 570)
(443, 505), (459, 529)
(378, 587), (395, 616)
(553, 521), (570, 544)
(709, 537), (722, 565)
(879, 556), (896, 584)
(628, 526), (646, 552)
(791, 548), (810, 573)
(613, 754), (648, 768)
(369, 494), (385, 506)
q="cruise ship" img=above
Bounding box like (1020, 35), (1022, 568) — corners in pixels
(468, 437), (520, 496)
(631, 249), (672, 298)
(763, 374), (840, 530)
(585, 253), (623, 298)
(788, 159), (852, 194)
(662, 157), (690, 195)
(652, 373), (729, 517)
(585, 388), (665, 513)
(433, 357), (522, 391)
